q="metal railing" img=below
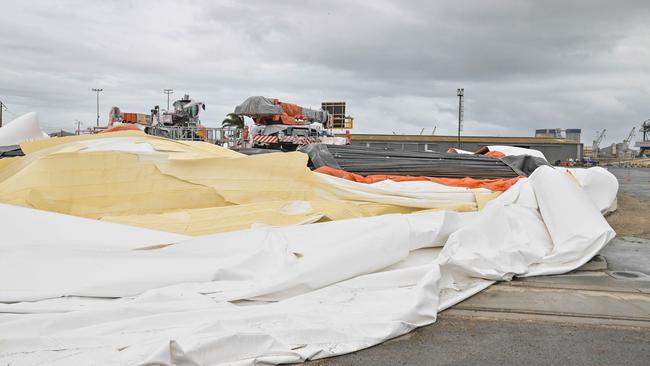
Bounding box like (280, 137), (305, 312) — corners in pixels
(146, 126), (243, 145)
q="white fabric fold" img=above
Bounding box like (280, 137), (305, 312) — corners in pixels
(0, 166), (617, 365)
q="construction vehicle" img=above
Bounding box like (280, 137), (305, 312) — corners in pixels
(234, 96), (346, 150)
(107, 95), (241, 145)
(146, 94), (209, 141)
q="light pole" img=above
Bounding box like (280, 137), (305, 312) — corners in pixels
(457, 88), (464, 149)
(0, 99), (6, 128)
(75, 119), (83, 135)
(163, 89), (174, 110)
(92, 88), (103, 126)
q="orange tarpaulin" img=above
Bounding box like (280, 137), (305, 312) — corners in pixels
(485, 151), (506, 158)
(314, 166), (521, 191)
(278, 101), (305, 125)
(100, 124), (141, 133)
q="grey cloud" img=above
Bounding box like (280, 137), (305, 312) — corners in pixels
(0, 0), (648, 145)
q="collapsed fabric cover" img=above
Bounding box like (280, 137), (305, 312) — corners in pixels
(500, 154), (551, 176)
(447, 147), (474, 154)
(234, 96), (282, 116)
(0, 125), (620, 365)
(300, 144), (521, 179)
(0, 166), (617, 365)
(236, 148), (282, 155)
(487, 145), (547, 160)
(100, 124), (143, 133)
(2, 132), (494, 233)
(0, 112), (49, 146)
(315, 166), (521, 191)
(299, 143), (342, 169)
(0, 145), (24, 158)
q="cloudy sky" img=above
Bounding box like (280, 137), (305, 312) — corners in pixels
(1, 0), (649, 145)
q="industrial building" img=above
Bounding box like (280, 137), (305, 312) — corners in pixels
(347, 134), (583, 163)
(535, 128), (581, 142)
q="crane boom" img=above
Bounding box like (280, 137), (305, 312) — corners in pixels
(591, 129), (607, 159)
(593, 129), (606, 149)
(625, 127), (636, 143)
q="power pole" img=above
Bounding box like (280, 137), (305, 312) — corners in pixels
(457, 88), (464, 149)
(92, 88), (103, 127)
(75, 119), (82, 135)
(0, 100), (5, 128)
(163, 89), (174, 110)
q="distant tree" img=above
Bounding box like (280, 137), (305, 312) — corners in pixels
(222, 113), (244, 129)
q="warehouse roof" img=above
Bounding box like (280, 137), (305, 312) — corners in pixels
(345, 134), (580, 145)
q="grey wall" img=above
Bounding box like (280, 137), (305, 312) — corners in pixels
(351, 140), (583, 162)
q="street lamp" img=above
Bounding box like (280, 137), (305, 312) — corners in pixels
(163, 89), (174, 110)
(74, 119), (83, 135)
(457, 88), (464, 149)
(92, 88), (103, 127)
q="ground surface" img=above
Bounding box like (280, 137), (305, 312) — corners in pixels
(315, 317), (650, 366)
(315, 167), (650, 366)
(607, 167), (650, 239)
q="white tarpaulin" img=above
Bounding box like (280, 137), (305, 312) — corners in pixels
(0, 112), (49, 146)
(487, 145), (547, 160)
(0, 165), (617, 365)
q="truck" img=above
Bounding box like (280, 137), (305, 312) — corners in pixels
(233, 96), (346, 151)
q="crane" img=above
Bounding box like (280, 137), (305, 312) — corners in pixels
(592, 129), (606, 158)
(624, 127), (636, 144)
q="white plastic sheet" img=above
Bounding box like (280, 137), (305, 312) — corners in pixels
(0, 166), (617, 365)
(0, 112), (49, 146)
(314, 172), (485, 209)
(488, 145), (547, 160)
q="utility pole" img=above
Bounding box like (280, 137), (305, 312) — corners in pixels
(0, 100), (5, 128)
(75, 119), (82, 135)
(163, 89), (174, 110)
(457, 88), (464, 149)
(92, 88), (103, 127)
